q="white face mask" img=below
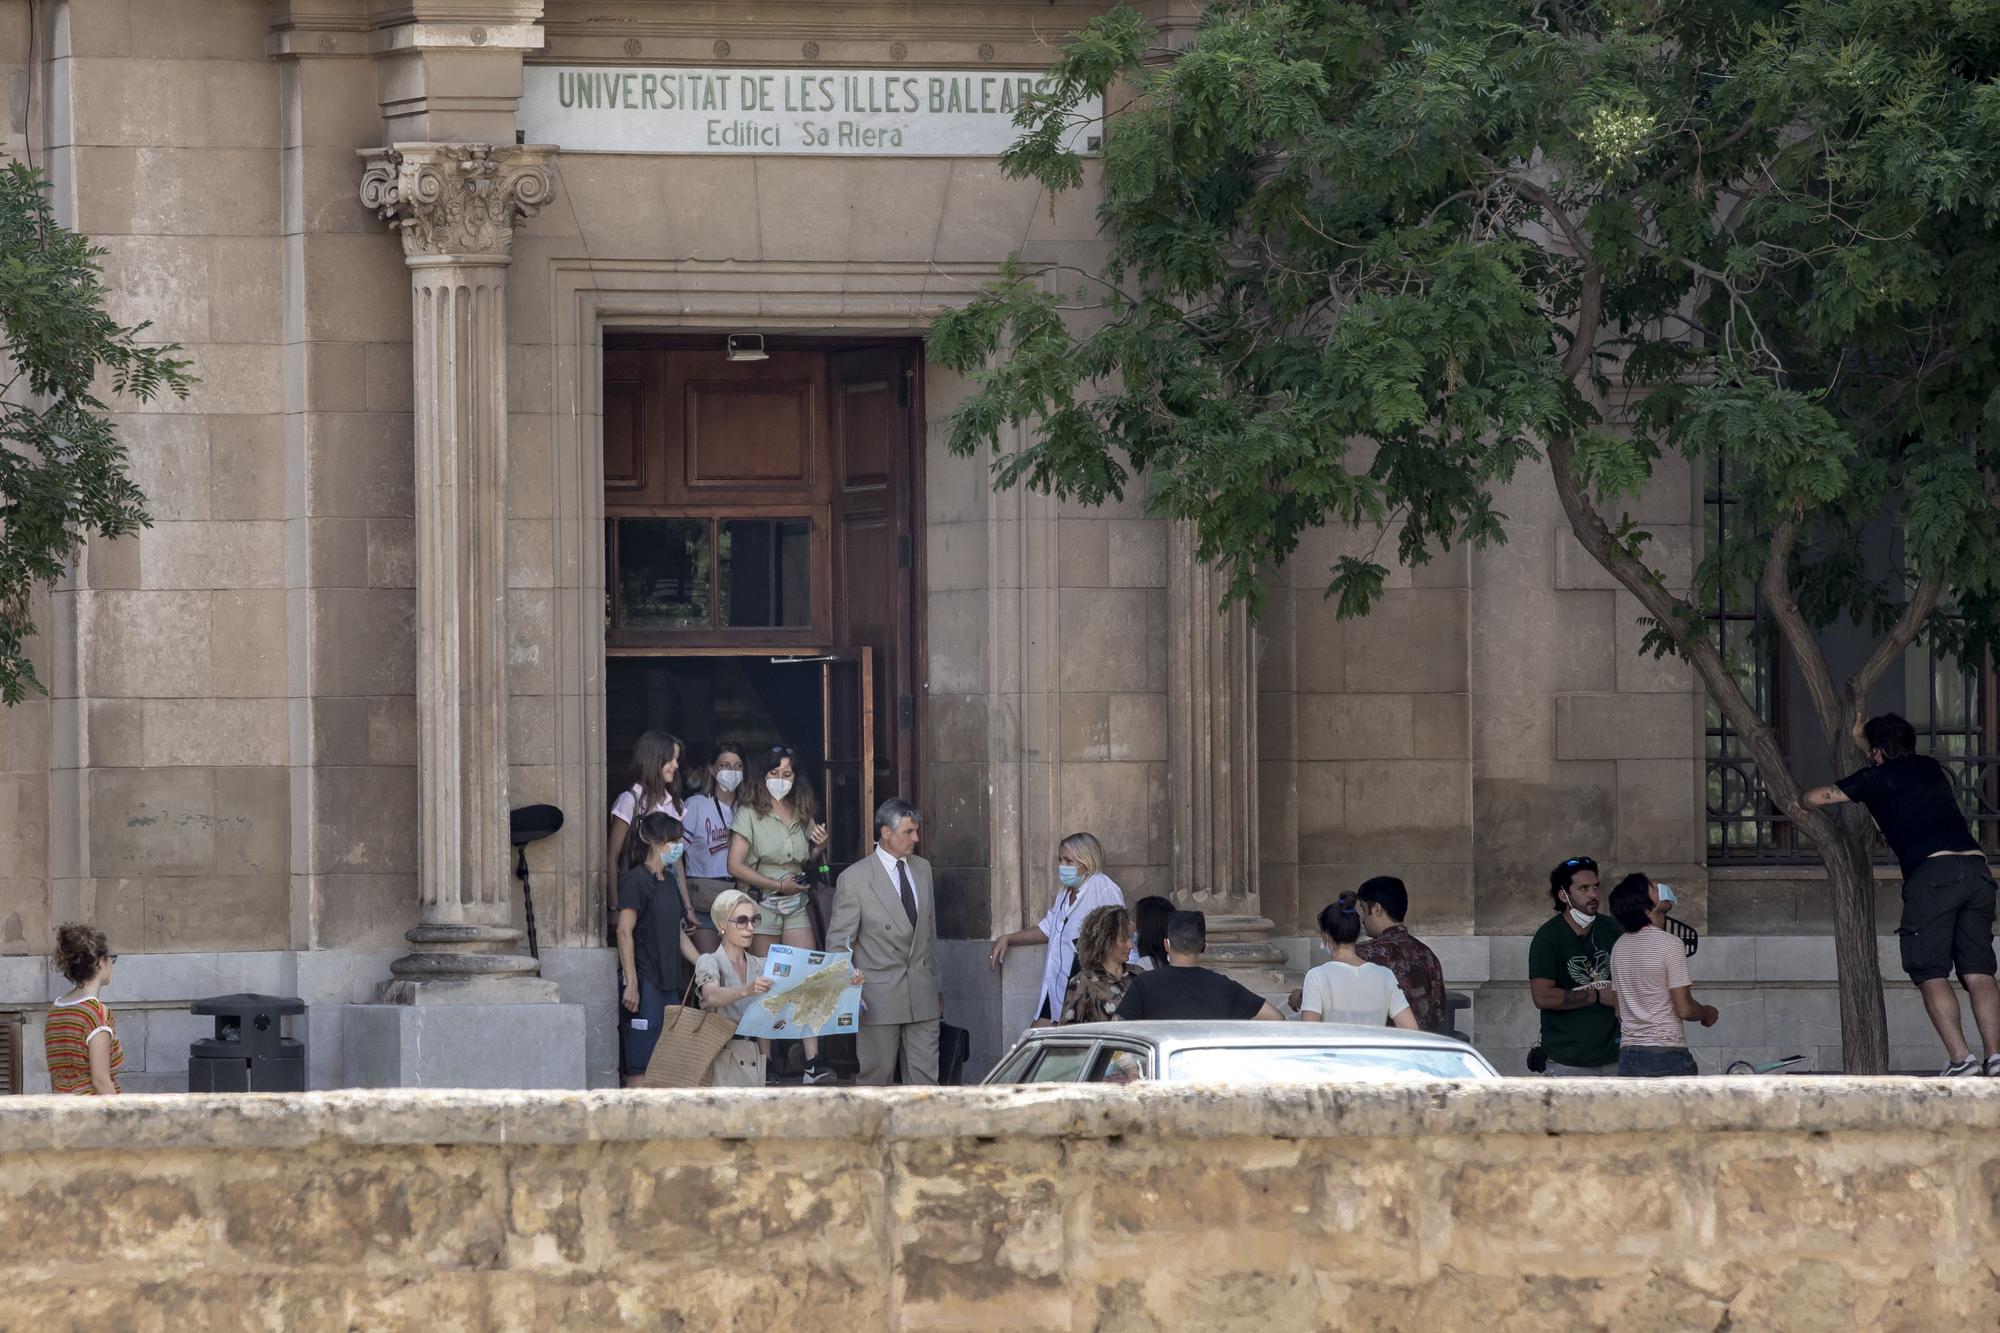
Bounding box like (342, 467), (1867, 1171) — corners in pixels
(766, 776), (793, 801)
(1568, 908), (1594, 929)
(715, 770), (744, 793)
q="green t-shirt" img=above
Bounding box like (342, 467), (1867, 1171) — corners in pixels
(1527, 913), (1622, 1068)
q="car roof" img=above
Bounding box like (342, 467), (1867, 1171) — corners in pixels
(1014, 1020), (1481, 1054)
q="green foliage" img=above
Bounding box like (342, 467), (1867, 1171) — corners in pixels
(0, 162), (191, 704)
(932, 0), (2000, 672)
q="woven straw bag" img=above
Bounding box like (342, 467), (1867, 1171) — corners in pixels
(639, 972), (741, 1088)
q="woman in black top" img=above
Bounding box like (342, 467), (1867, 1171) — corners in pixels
(616, 811), (702, 1086)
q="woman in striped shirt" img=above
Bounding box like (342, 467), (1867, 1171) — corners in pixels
(44, 923), (122, 1095)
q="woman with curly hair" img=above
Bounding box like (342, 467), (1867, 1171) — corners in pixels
(45, 923), (123, 1095)
(1057, 904), (1136, 1026)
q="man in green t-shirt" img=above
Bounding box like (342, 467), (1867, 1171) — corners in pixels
(1527, 855), (1622, 1075)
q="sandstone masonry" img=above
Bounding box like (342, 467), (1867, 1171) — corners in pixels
(1, 1082), (1997, 1329)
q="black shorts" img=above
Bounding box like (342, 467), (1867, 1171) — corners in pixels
(1897, 856), (1998, 985)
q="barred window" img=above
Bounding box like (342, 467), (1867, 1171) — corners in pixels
(1702, 456), (1998, 862)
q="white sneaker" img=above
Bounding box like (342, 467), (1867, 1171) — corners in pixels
(1983, 1054), (2000, 1077)
(1940, 1055), (1981, 1077)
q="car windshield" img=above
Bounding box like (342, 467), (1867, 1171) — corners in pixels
(1166, 1045), (1489, 1084)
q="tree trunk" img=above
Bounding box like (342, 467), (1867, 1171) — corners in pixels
(1822, 829), (1889, 1073)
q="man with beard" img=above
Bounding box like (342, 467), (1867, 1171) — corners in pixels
(1527, 855), (1622, 1076)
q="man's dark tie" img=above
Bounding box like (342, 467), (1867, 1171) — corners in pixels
(896, 860), (918, 925)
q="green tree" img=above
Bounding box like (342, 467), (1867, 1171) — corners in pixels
(931, 0), (2000, 1072)
(0, 161), (191, 704)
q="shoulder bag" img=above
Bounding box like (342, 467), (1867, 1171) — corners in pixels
(639, 969), (742, 1089)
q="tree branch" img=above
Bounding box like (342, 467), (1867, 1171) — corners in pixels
(1758, 506), (1845, 745)
(1498, 170), (1603, 379)
(1847, 577), (1944, 719)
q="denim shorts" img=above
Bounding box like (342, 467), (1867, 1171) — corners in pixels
(1618, 1046), (1698, 1078)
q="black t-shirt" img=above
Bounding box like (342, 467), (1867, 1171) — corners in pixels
(1113, 965), (1267, 1021)
(1835, 754), (1980, 876)
(619, 864), (687, 995)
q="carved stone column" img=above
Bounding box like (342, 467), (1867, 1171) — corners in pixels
(1167, 520), (1285, 988)
(360, 143), (557, 1004)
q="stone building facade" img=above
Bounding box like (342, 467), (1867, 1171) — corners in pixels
(0, 0), (1977, 1088)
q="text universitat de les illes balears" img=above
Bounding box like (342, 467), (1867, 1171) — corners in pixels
(550, 68), (1064, 150)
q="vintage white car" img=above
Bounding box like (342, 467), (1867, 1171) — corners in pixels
(981, 1020), (1501, 1086)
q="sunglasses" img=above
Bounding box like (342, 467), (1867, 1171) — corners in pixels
(1561, 856), (1598, 870)
(767, 744), (794, 758)
(725, 914), (759, 928)
(106, 954), (119, 963)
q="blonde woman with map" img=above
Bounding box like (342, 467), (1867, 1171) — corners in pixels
(695, 889), (774, 1087)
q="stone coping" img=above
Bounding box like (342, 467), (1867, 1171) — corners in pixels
(1, 1080), (1995, 1154)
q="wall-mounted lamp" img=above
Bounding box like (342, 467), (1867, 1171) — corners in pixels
(725, 332), (769, 362)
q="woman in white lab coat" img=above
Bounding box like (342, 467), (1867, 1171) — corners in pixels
(986, 832), (1127, 1026)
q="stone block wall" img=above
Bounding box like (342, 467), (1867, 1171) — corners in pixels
(28, 0), (308, 958)
(1260, 455), (1705, 940)
(2, 1083), (1997, 1329)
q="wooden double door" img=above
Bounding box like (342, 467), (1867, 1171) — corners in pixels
(603, 335), (924, 826)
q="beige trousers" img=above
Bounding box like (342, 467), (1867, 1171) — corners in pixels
(856, 1018), (940, 1086)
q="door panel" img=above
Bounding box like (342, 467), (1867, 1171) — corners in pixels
(686, 381), (816, 489)
(603, 350), (650, 499)
(663, 348), (828, 507)
(830, 345), (918, 808)
(821, 648), (875, 870)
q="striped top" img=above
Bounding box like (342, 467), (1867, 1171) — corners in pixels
(44, 996), (123, 1095)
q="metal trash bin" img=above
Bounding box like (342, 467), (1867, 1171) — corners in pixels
(187, 993), (306, 1092)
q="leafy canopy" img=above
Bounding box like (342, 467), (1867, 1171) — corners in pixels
(930, 0), (2000, 674)
(0, 161), (190, 704)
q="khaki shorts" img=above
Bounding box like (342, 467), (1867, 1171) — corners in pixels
(757, 890), (811, 935)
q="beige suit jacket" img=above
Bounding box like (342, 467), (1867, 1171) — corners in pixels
(828, 851), (941, 1027)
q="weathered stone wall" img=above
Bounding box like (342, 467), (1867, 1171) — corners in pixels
(2, 1083), (1995, 1330)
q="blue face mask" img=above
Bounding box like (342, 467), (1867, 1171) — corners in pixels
(662, 842), (685, 866)
(1058, 864), (1082, 888)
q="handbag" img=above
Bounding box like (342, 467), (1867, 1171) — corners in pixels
(639, 970), (742, 1089)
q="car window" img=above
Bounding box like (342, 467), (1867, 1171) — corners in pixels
(1023, 1043), (1096, 1083)
(988, 1043), (1042, 1083)
(1166, 1046), (1493, 1084)
(1084, 1045), (1149, 1084)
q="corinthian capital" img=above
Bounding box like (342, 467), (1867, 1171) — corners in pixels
(358, 143), (556, 261)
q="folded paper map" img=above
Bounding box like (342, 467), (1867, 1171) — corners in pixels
(734, 943), (863, 1040)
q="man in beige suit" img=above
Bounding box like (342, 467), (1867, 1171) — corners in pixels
(828, 797), (940, 1085)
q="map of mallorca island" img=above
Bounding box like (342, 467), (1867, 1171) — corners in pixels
(734, 944), (863, 1040)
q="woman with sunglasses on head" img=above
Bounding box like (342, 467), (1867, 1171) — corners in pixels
(727, 743), (834, 1082)
(679, 742), (745, 954)
(45, 924), (123, 1095)
(607, 731), (695, 942)
(616, 812), (703, 1087)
